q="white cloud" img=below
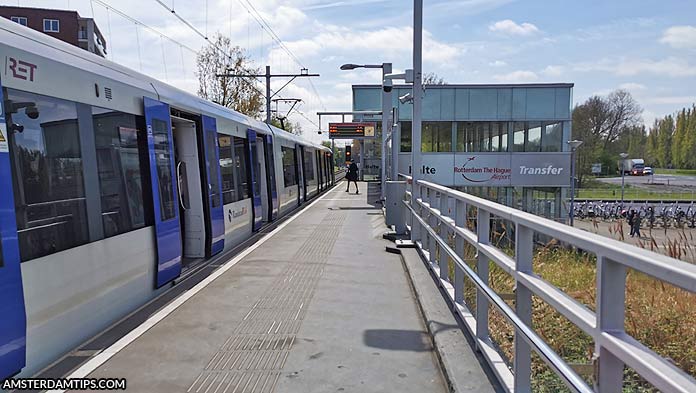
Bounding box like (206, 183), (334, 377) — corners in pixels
(618, 82), (646, 91)
(660, 26), (696, 49)
(489, 19), (539, 36)
(488, 60), (507, 67)
(574, 57), (696, 77)
(542, 65), (564, 77)
(493, 70), (539, 83)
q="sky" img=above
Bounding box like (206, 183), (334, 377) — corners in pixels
(4, 0), (696, 145)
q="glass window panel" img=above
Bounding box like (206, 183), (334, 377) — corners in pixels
(206, 130), (221, 208)
(513, 122), (525, 152)
(527, 122), (542, 152)
(151, 119), (176, 221)
(233, 137), (249, 200)
(7, 89), (88, 261)
(92, 108), (149, 238)
(303, 148), (315, 181)
(218, 135), (235, 204)
(437, 122), (452, 152)
(282, 146), (297, 187)
(400, 121), (412, 153)
(455, 122), (465, 152)
(421, 122), (434, 152)
(542, 122), (563, 152)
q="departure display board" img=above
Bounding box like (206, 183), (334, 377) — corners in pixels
(328, 122), (376, 139)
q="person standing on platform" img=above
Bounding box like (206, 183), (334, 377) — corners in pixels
(346, 160), (359, 194)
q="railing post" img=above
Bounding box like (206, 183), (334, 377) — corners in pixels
(454, 199), (466, 304)
(439, 193), (449, 281)
(514, 224), (533, 393)
(429, 190), (438, 266)
(476, 208), (490, 342)
(422, 187), (431, 259)
(595, 255), (626, 393)
(410, 182), (421, 243)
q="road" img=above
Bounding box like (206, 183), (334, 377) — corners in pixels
(574, 219), (696, 263)
(598, 174), (696, 189)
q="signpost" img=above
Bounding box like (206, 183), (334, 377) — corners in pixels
(328, 122), (376, 139)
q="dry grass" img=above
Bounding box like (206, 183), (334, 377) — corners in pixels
(456, 245), (694, 391)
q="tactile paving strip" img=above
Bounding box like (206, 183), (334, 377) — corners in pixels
(188, 212), (346, 393)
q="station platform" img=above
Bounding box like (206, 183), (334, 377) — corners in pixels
(58, 183), (493, 393)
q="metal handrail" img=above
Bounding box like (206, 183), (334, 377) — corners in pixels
(397, 177), (696, 393)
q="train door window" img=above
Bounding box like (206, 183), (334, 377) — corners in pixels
(5, 89), (89, 261)
(282, 147), (297, 187)
(218, 135), (235, 204)
(233, 136), (249, 200)
(152, 119), (176, 220)
(303, 149), (314, 182)
(92, 107), (150, 238)
(205, 130), (221, 208)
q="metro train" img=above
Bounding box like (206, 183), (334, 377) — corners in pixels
(0, 18), (336, 379)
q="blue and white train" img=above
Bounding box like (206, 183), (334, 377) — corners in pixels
(0, 18), (335, 379)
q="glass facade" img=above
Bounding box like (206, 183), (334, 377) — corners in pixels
(422, 122), (451, 152)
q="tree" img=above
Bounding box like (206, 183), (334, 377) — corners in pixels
(423, 72), (445, 85)
(195, 33), (264, 118)
(571, 89), (643, 184)
(270, 117), (303, 136)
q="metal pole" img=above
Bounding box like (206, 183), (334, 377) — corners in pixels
(411, 0), (423, 207)
(381, 63), (392, 201)
(265, 65), (271, 125)
(392, 122), (400, 180)
(621, 162), (625, 210)
(570, 148), (575, 226)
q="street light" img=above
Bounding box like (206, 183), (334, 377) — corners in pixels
(568, 140), (583, 226)
(619, 152), (629, 211)
(340, 62), (392, 193)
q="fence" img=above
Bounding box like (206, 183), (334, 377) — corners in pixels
(395, 175), (696, 393)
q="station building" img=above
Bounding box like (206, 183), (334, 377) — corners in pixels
(351, 83), (574, 221)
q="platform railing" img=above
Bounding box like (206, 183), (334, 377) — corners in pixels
(396, 175), (696, 393)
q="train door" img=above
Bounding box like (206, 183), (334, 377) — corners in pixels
(0, 80), (27, 379)
(201, 116), (224, 256)
(298, 145), (307, 202)
(170, 116), (206, 260)
(255, 136), (270, 224)
(144, 97), (181, 288)
(317, 151), (323, 191)
(246, 130), (263, 231)
(263, 135), (278, 221)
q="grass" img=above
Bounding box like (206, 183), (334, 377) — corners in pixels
(576, 188), (695, 200)
(442, 236), (695, 391)
(654, 168), (696, 176)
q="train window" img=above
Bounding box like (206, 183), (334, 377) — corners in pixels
(233, 137), (249, 200)
(152, 119), (176, 221)
(206, 130), (221, 208)
(303, 149), (315, 182)
(218, 135), (235, 204)
(5, 89), (89, 261)
(217, 135), (249, 203)
(282, 147), (297, 187)
(92, 108), (150, 237)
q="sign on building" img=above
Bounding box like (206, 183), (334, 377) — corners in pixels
(400, 153), (571, 187)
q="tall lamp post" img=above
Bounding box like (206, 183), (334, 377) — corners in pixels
(568, 140), (583, 226)
(619, 152), (628, 210)
(340, 62), (392, 190)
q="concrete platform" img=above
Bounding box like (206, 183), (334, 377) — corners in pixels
(61, 183), (455, 392)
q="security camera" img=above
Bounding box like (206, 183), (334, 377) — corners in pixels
(399, 93), (413, 104)
(25, 105), (39, 119)
(382, 78), (393, 93)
